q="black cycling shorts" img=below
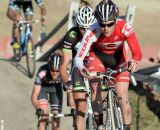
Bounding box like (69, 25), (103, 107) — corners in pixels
(8, 1), (34, 16)
(38, 86), (63, 112)
(72, 67), (86, 92)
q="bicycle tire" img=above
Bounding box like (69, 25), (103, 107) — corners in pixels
(113, 94), (124, 130)
(26, 36), (36, 78)
(108, 89), (116, 130)
(86, 114), (97, 130)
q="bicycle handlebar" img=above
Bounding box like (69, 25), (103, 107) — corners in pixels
(38, 113), (72, 118)
(19, 19), (41, 24)
(91, 68), (137, 86)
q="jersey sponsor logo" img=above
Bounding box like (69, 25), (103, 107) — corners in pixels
(38, 70), (47, 79)
(122, 23), (133, 37)
(114, 36), (119, 41)
(97, 41), (123, 50)
(78, 29), (96, 57)
(69, 31), (77, 38)
(64, 45), (71, 49)
(75, 81), (80, 86)
(119, 76), (129, 80)
(64, 41), (72, 45)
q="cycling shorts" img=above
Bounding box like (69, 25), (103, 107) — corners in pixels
(87, 51), (130, 83)
(8, 1), (34, 16)
(38, 86), (63, 112)
(72, 67), (86, 92)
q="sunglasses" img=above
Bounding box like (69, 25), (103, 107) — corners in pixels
(50, 69), (60, 73)
(99, 21), (115, 28)
(79, 26), (88, 30)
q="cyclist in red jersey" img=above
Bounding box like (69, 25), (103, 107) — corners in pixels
(74, 0), (142, 130)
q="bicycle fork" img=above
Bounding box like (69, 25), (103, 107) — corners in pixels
(85, 78), (94, 130)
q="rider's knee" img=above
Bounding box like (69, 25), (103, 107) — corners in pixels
(77, 101), (86, 112)
(76, 110), (86, 118)
(39, 121), (46, 128)
(7, 8), (13, 19)
(119, 96), (129, 105)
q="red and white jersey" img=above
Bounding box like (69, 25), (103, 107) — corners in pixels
(74, 19), (142, 70)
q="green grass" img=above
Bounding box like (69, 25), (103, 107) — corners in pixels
(129, 90), (160, 130)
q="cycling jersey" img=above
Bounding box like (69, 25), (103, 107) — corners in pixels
(35, 64), (63, 112)
(62, 27), (88, 91)
(35, 64), (62, 87)
(74, 19), (142, 71)
(62, 26), (82, 58)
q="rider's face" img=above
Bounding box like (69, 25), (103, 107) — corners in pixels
(79, 27), (88, 36)
(50, 69), (60, 80)
(99, 20), (116, 37)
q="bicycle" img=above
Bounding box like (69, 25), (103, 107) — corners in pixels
(13, 17), (40, 77)
(37, 113), (72, 130)
(91, 68), (137, 130)
(84, 76), (97, 130)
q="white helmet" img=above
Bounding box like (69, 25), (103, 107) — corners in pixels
(76, 6), (95, 28)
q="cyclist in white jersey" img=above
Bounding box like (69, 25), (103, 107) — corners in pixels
(60, 2), (96, 130)
(7, 0), (46, 49)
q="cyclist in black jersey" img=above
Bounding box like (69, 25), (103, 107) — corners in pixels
(60, 3), (95, 130)
(7, 0), (46, 49)
(31, 50), (63, 130)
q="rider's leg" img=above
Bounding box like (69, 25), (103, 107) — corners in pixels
(6, 7), (15, 21)
(115, 81), (131, 130)
(7, 7), (21, 47)
(68, 92), (76, 126)
(37, 100), (49, 130)
(50, 85), (63, 130)
(73, 92), (86, 130)
(52, 117), (60, 130)
(72, 67), (87, 130)
(86, 52), (106, 127)
(90, 79), (104, 126)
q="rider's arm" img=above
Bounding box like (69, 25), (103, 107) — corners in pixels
(34, 0), (46, 22)
(122, 22), (142, 62)
(60, 27), (80, 83)
(60, 50), (72, 83)
(74, 28), (98, 70)
(127, 32), (142, 61)
(31, 84), (41, 109)
(122, 22), (142, 72)
(31, 66), (46, 109)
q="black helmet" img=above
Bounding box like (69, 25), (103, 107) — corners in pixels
(48, 53), (61, 70)
(94, 0), (119, 23)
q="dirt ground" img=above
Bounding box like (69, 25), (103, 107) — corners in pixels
(0, 0), (160, 130)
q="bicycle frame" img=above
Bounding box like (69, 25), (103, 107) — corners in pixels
(92, 68), (136, 130)
(17, 19), (40, 77)
(19, 20), (32, 54)
(84, 77), (96, 130)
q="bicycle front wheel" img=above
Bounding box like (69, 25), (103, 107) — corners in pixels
(113, 96), (123, 130)
(105, 89), (116, 130)
(105, 90), (124, 130)
(26, 37), (36, 78)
